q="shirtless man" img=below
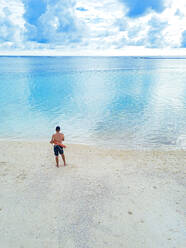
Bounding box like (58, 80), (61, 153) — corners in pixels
(50, 126), (66, 167)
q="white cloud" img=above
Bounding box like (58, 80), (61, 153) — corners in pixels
(113, 0), (186, 49)
(0, 0), (25, 49)
(0, 0), (186, 53)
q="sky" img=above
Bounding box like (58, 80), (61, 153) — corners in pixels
(0, 0), (186, 55)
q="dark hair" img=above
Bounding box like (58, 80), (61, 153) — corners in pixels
(56, 126), (60, 131)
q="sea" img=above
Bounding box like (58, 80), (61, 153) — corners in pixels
(0, 56), (186, 149)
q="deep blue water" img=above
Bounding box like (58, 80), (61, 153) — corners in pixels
(0, 56), (186, 149)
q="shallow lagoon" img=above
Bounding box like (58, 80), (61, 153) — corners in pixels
(0, 56), (186, 149)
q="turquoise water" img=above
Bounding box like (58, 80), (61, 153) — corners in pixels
(0, 56), (186, 149)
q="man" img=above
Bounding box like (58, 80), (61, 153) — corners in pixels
(50, 126), (66, 167)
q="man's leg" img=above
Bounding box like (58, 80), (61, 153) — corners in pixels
(55, 156), (59, 167)
(61, 154), (66, 166)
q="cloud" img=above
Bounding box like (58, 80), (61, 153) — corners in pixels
(0, 0), (25, 49)
(0, 0), (186, 52)
(23, 0), (84, 44)
(114, 0), (186, 49)
(146, 16), (168, 48)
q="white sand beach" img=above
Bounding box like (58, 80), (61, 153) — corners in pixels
(0, 140), (185, 248)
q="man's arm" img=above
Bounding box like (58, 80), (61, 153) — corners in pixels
(50, 135), (54, 144)
(62, 134), (64, 141)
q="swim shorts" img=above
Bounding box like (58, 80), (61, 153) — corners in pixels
(54, 145), (64, 156)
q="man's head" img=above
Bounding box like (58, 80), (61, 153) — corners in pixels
(56, 126), (60, 132)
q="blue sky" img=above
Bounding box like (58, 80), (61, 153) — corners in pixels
(0, 0), (186, 55)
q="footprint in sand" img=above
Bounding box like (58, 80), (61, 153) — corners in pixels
(16, 172), (27, 182)
(0, 161), (7, 167)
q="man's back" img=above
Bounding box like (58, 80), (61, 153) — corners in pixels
(52, 132), (64, 144)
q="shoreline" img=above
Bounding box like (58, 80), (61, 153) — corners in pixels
(0, 138), (185, 152)
(0, 140), (185, 247)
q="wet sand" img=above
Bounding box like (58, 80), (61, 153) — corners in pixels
(0, 141), (185, 248)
